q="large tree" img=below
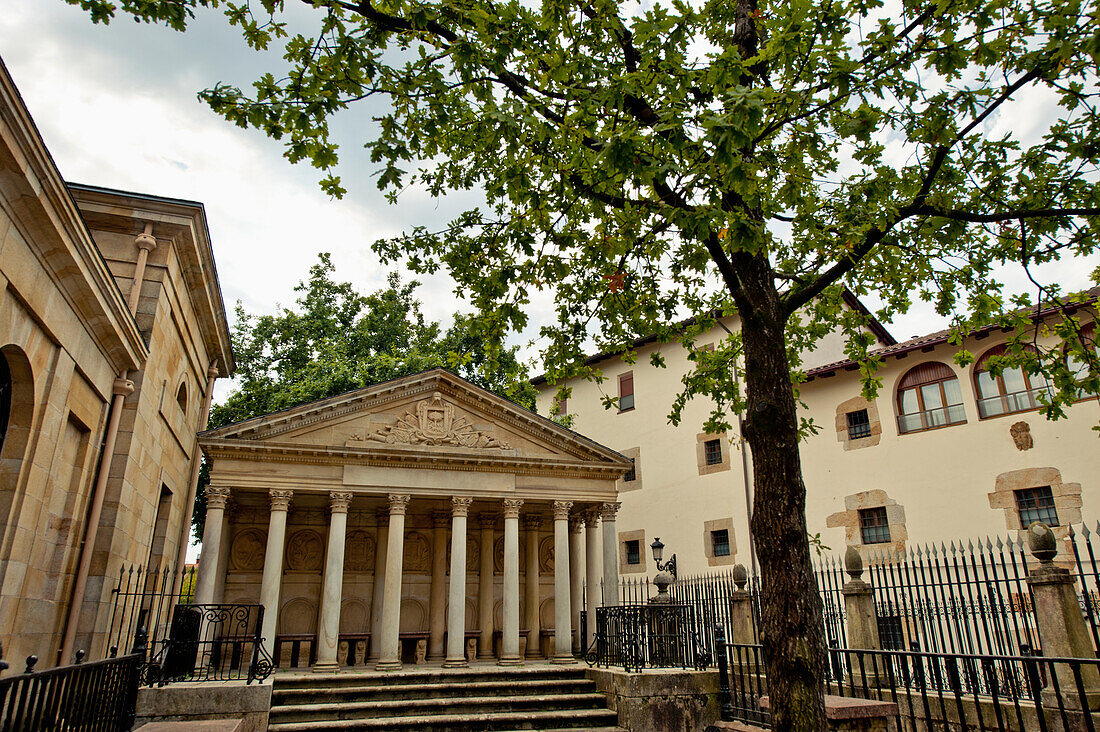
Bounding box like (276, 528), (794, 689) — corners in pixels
(191, 252), (536, 536)
(73, 0), (1100, 727)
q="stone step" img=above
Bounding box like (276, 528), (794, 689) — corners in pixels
(273, 678), (598, 704)
(271, 693), (610, 723)
(274, 666), (587, 691)
(267, 707), (621, 731)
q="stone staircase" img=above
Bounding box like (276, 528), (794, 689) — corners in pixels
(268, 665), (624, 732)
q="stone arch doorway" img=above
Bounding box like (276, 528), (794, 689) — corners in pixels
(0, 345), (35, 543)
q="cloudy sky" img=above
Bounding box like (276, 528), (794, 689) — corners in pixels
(2, 0), (1097, 373)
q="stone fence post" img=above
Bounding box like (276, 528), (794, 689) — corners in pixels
(729, 564), (755, 645)
(1026, 523), (1100, 711)
(841, 547), (880, 651)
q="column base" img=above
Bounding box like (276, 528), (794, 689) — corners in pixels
(550, 654), (577, 665)
(497, 656), (523, 666)
(374, 660), (403, 671)
(442, 658), (469, 668)
(312, 662), (340, 673)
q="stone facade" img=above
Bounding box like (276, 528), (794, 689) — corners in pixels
(534, 299), (1097, 571)
(197, 369), (632, 670)
(0, 56), (232, 666)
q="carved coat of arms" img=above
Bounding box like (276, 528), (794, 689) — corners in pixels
(368, 392), (511, 449)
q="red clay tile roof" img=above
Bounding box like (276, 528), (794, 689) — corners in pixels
(805, 286), (1100, 380)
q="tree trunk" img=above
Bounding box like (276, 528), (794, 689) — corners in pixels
(736, 256), (828, 731)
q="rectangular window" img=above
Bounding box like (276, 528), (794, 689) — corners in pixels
(704, 439), (722, 466)
(877, 615), (905, 650)
(1015, 486), (1059, 527)
(625, 539), (641, 565)
(553, 395), (567, 416)
(619, 372), (635, 411)
(711, 529), (731, 557)
(858, 507), (891, 545)
(846, 409), (871, 439)
(623, 457), (637, 482)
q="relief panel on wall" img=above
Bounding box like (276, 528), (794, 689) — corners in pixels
(345, 530), (376, 572)
(286, 529), (325, 572)
(404, 531), (432, 573)
(230, 528), (267, 572)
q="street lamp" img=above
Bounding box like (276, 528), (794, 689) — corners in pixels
(650, 537), (678, 603)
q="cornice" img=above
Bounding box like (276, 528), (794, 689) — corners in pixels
(201, 437), (625, 480)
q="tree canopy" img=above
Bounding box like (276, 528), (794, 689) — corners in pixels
(72, 0), (1100, 728)
(192, 252), (536, 537)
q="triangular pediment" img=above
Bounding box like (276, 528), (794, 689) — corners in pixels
(200, 369), (628, 470)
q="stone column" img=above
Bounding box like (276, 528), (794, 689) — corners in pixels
(367, 508), (388, 662)
(584, 511), (600, 646)
(260, 489), (293, 659)
(478, 513), (496, 659)
(375, 493), (411, 671)
(445, 497), (474, 667)
(524, 513), (543, 658)
(841, 547), (880, 650)
(600, 502), (621, 607)
(728, 565), (755, 645)
(569, 516), (584, 654)
(551, 501), (575, 664)
(428, 511), (449, 660)
(193, 485), (231, 605)
(1025, 524), (1100, 710)
(315, 491), (353, 672)
(499, 499), (524, 666)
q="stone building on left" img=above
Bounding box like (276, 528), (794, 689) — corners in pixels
(0, 57), (233, 668)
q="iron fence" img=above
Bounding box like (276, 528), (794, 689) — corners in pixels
(105, 564), (196, 663)
(587, 604), (707, 672)
(612, 520), (1100, 660)
(0, 641), (141, 731)
(714, 633), (1100, 731)
(143, 604), (272, 685)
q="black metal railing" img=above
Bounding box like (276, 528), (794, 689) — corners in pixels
(715, 632), (1100, 731)
(588, 603), (707, 672)
(618, 520), (1100, 661)
(0, 641), (141, 730)
(143, 604), (272, 685)
(105, 563), (196, 662)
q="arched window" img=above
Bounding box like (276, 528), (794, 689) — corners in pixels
(0, 345), (35, 485)
(896, 362), (966, 434)
(973, 344), (1049, 418)
(176, 381), (188, 415)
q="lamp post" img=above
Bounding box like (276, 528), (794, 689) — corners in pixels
(650, 537), (678, 604)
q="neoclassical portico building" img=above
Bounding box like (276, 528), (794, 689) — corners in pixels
(194, 369), (631, 670)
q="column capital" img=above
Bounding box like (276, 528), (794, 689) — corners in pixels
(569, 515), (584, 533)
(522, 513), (543, 530)
(452, 496), (474, 517)
(329, 491), (353, 514)
(206, 486), (231, 510)
(502, 499), (524, 518)
(599, 502), (621, 521)
(269, 489), (293, 512)
(552, 501), (573, 520)
(432, 510), (451, 528)
(478, 513), (498, 530)
(388, 493), (412, 515)
(583, 509), (600, 529)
